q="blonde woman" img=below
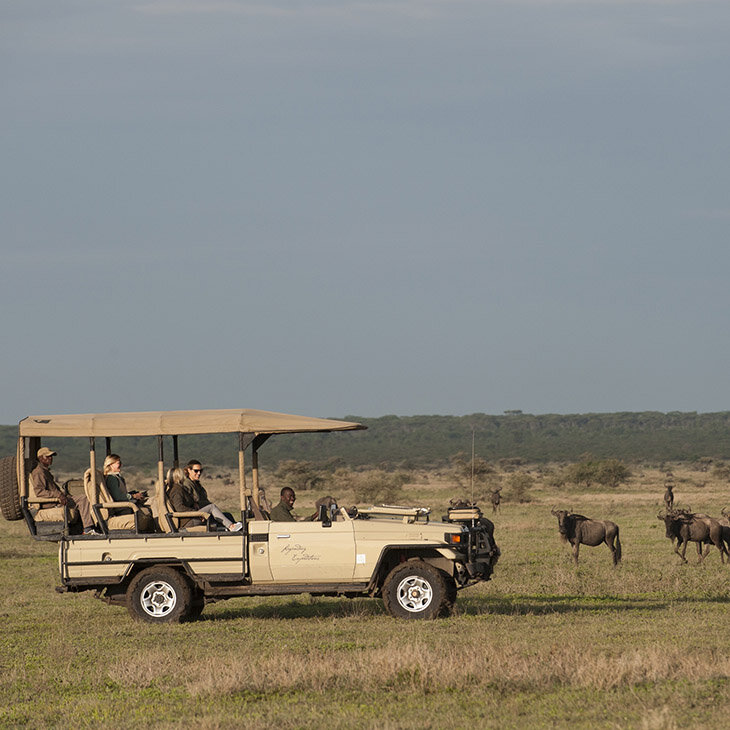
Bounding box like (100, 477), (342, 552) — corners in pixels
(103, 454), (146, 503)
(103, 453), (154, 531)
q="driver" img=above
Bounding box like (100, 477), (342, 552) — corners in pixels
(269, 487), (297, 521)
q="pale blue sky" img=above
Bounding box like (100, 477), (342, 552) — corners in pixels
(2, 1), (730, 423)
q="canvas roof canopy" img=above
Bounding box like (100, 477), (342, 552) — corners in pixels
(18, 409), (366, 438)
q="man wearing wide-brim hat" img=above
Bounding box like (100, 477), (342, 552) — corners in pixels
(30, 447), (98, 535)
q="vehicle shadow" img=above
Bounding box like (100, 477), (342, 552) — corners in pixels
(199, 596), (386, 621)
(201, 592), (730, 621)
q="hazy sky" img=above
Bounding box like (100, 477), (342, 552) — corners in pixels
(2, 0), (730, 424)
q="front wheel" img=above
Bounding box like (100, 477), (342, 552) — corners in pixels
(382, 561), (451, 619)
(127, 567), (193, 623)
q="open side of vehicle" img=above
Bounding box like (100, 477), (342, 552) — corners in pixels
(1, 408), (499, 621)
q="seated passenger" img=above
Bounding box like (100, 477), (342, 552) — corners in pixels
(102, 454), (154, 532)
(30, 447), (98, 535)
(167, 467), (242, 532)
(183, 460), (236, 526)
(257, 486), (272, 519)
(269, 487), (297, 521)
(314, 495), (339, 521)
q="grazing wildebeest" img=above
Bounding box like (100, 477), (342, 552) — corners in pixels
(490, 487), (502, 514)
(663, 484), (674, 511)
(551, 508), (622, 566)
(657, 510), (728, 564)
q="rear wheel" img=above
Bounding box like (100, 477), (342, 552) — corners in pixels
(382, 561), (451, 619)
(0, 455), (21, 521)
(127, 567), (193, 623)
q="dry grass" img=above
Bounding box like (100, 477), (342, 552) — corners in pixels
(102, 642), (730, 697)
(3, 463), (730, 728)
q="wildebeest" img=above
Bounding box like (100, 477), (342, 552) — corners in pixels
(551, 508), (622, 566)
(657, 510), (728, 564)
(663, 484), (674, 511)
(717, 508), (730, 554)
(490, 487), (502, 514)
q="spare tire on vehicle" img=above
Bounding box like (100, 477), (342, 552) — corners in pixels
(0, 455), (22, 521)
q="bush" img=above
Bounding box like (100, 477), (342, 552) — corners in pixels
(340, 469), (410, 505)
(595, 459), (631, 488)
(507, 472), (534, 503)
(565, 458), (630, 488)
(449, 452), (494, 487)
(272, 460), (326, 492)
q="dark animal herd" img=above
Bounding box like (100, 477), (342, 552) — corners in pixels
(546, 483), (730, 567)
(656, 509), (730, 564)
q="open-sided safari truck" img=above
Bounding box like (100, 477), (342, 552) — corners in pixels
(0, 408), (499, 621)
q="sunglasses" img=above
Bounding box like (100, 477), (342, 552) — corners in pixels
(191, 468), (203, 474)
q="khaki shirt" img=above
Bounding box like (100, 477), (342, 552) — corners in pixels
(30, 464), (65, 505)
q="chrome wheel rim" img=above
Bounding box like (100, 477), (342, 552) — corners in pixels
(140, 580), (177, 617)
(396, 575), (433, 613)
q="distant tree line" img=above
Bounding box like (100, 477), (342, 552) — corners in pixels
(2, 410), (730, 472)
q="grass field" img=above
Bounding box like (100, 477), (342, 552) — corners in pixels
(1, 465), (729, 728)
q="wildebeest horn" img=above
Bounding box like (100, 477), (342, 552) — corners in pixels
(722, 507), (730, 517)
(550, 506), (558, 515)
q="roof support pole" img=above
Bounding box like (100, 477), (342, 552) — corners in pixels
(89, 437), (98, 504)
(251, 434), (271, 508)
(251, 445), (259, 506)
(238, 432), (246, 510)
(18, 437), (27, 500)
(173, 435), (179, 467)
(105, 437), (112, 456)
(157, 435), (165, 506)
(237, 433), (256, 503)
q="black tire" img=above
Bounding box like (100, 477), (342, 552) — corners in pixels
(127, 567), (193, 623)
(188, 593), (205, 621)
(0, 455), (22, 521)
(382, 561), (451, 619)
(441, 575), (458, 617)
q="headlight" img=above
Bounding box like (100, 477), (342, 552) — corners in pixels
(444, 531), (467, 545)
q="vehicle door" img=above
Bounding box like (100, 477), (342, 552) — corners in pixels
(268, 519), (355, 582)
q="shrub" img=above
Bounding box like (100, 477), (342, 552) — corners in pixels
(272, 460), (326, 492)
(449, 452), (494, 487)
(341, 469), (410, 505)
(565, 458), (630, 488)
(507, 472), (534, 503)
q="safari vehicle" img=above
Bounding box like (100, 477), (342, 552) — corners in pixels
(0, 409), (499, 621)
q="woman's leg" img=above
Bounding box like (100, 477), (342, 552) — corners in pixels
(198, 503), (233, 529)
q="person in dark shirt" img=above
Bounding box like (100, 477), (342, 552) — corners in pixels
(168, 464), (241, 532)
(269, 487), (297, 521)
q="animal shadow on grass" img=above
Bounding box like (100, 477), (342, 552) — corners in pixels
(454, 594), (673, 617)
(456, 591), (730, 616)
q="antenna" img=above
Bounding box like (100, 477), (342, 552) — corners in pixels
(470, 426), (475, 505)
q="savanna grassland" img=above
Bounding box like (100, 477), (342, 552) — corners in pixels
(1, 465), (730, 729)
